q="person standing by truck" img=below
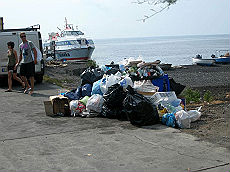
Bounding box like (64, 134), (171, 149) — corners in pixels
(5, 41), (25, 92)
(16, 32), (37, 95)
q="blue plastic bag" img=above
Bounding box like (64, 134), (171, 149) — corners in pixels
(92, 79), (103, 95)
(64, 91), (80, 100)
(82, 84), (92, 97)
(162, 113), (176, 128)
(75, 86), (82, 98)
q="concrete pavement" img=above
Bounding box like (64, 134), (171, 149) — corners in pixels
(0, 82), (229, 172)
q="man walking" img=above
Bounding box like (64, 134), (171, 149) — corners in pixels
(16, 32), (37, 95)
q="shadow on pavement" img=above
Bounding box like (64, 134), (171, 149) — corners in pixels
(31, 92), (52, 98)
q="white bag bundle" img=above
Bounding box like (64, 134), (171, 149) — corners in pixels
(175, 110), (191, 129)
(69, 100), (79, 116)
(86, 94), (104, 113)
(100, 72), (121, 94)
(188, 106), (202, 122)
(119, 76), (133, 88)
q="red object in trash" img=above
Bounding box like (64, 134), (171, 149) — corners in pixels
(76, 103), (86, 113)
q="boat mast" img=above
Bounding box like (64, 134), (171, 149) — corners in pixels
(65, 17), (68, 29)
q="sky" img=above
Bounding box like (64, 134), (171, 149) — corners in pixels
(1, 0), (229, 39)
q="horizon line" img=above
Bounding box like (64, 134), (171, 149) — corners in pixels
(94, 33), (230, 40)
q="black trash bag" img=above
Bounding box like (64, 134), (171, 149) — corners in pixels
(103, 84), (127, 108)
(106, 68), (120, 75)
(105, 63), (120, 75)
(80, 67), (104, 85)
(93, 68), (105, 81)
(101, 104), (127, 120)
(101, 84), (127, 119)
(123, 86), (159, 126)
(101, 104), (118, 118)
(169, 77), (186, 96)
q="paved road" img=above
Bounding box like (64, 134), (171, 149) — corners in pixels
(0, 82), (229, 172)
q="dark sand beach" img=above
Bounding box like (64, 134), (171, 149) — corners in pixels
(166, 65), (230, 150)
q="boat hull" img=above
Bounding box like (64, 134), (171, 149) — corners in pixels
(214, 57), (230, 64)
(192, 58), (215, 66)
(55, 47), (94, 61)
(158, 64), (172, 70)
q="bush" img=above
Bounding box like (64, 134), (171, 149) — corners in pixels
(87, 60), (98, 68)
(43, 75), (63, 87)
(182, 88), (201, 104)
(203, 90), (214, 102)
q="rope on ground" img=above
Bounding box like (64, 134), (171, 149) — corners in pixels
(190, 163), (230, 172)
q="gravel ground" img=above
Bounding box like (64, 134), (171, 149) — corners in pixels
(166, 64), (230, 88)
(44, 62), (87, 89)
(45, 63), (230, 150)
(167, 64), (230, 150)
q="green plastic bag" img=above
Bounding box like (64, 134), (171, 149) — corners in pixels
(79, 96), (90, 106)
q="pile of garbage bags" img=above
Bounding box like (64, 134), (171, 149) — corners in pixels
(64, 71), (160, 126)
(153, 92), (202, 128)
(51, 59), (200, 128)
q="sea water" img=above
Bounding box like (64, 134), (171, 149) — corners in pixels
(92, 34), (230, 66)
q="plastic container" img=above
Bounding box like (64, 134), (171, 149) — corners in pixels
(134, 80), (159, 97)
(149, 91), (177, 105)
(152, 74), (170, 92)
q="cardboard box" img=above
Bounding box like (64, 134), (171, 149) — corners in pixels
(49, 96), (69, 115)
(137, 91), (156, 97)
(44, 100), (53, 116)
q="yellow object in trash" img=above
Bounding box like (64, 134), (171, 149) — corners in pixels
(160, 108), (167, 114)
(158, 108), (167, 117)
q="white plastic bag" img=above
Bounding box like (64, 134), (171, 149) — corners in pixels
(175, 110), (191, 129)
(86, 94), (104, 113)
(69, 100), (79, 116)
(119, 59), (129, 66)
(119, 76), (133, 88)
(188, 106), (202, 122)
(100, 73), (121, 94)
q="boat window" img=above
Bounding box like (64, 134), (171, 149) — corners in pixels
(55, 40), (81, 46)
(69, 40), (79, 45)
(63, 31), (84, 36)
(87, 40), (94, 44)
(73, 31), (84, 35)
(55, 41), (71, 46)
(69, 40), (75, 45)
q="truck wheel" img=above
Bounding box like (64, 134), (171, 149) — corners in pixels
(40, 59), (45, 75)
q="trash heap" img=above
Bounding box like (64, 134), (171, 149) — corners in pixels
(44, 58), (201, 128)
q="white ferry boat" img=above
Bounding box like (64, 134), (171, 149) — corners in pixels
(43, 18), (95, 61)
